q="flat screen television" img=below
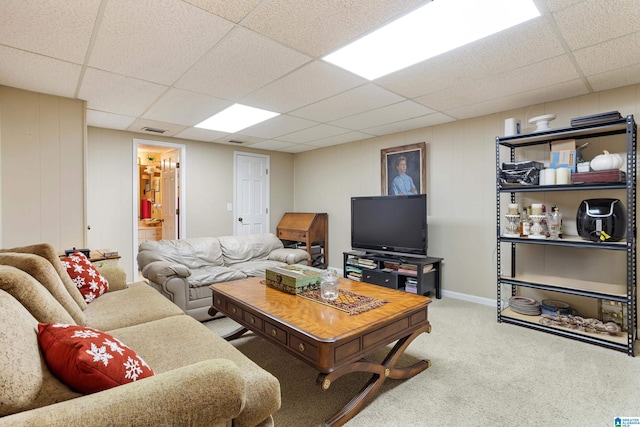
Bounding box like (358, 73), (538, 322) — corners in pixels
(351, 194), (427, 258)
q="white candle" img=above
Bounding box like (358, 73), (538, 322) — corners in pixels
(508, 203), (519, 214)
(531, 203), (543, 216)
(541, 168), (556, 185)
(556, 167), (571, 185)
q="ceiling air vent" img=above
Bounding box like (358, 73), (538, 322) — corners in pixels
(142, 127), (167, 134)
(228, 140), (245, 144)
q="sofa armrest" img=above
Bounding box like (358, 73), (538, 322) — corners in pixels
(94, 266), (128, 292)
(141, 260), (191, 284)
(0, 359), (245, 427)
(268, 248), (311, 264)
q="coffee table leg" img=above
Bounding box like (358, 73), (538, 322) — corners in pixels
(221, 326), (249, 341)
(317, 323), (431, 427)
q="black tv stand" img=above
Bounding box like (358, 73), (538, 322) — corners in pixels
(343, 251), (443, 298)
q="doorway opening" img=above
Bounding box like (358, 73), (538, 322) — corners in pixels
(133, 138), (186, 274)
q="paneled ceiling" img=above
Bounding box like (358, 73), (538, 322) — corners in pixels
(1, 0), (639, 152)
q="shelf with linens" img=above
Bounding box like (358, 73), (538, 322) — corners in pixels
(496, 114), (637, 356)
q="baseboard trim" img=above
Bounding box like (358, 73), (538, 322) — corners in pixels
(442, 290), (495, 307)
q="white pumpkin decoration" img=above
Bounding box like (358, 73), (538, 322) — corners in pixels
(590, 150), (623, 171)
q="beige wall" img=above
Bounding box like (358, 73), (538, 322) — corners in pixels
(0, 86), (85, 250)
(1, 83), (638, 304)
(87, 127), (295, 280)
(293, 84), (640, 303)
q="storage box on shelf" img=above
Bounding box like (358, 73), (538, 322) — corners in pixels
(343, 251), (443, 299)
(496, 114), (637, 355)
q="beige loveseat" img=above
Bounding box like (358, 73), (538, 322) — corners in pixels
(0, 243), (280, 427)
(137, 233), (310, 320)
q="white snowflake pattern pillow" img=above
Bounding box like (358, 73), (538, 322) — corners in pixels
(37, 323), (154, 394)
(61, 250), (109, 303)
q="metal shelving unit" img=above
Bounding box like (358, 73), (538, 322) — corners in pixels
(496, 115), (637, 355)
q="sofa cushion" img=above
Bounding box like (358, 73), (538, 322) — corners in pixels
(60, 250), (109, 303)
(38, 323), (155, 394)
(109, 315), (281, 427)
(0, 265), (75, 325)
(188, 265), (247, 288)
(3, 243), (88, 311)
(138, 237), (224, 270)
(0, 289), (80, 417)
(84, 282), (184, 331)
(0, 252), (87, 325)
(218, 233), (284, 265)
(230, 259), (288, 277)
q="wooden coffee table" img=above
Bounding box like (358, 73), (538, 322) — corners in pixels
(209, 277), (432, 427)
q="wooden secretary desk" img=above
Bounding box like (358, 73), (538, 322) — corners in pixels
(276, 213), (328, 268)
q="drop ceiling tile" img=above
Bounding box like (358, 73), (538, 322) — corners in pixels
(277, 124), (350, 144)
(290, 84), (405, 122)
(415, 56), (580, 111)
(242, 0), (426, 57)
(239, 115), (318, 139)
(88, 0), (234, 85)
(0, 0), (101, 63)
(545, 0), (585, 12)
(280, 144), (318, 153)
(329, 100), (435, 130)
(573, 32), (640, 76)
(241, 61), (366, 113)
(87, 110), (136, 130)
(142, 89), (231, 126)
(378, 19), (563, 98)
(78, 68), (168, 116)
(182, 0), (262, 23)
(249, 140), (297, 151)
(127, 118), (187, 137)
(587, 64), (640, 92)
(363, 113), (455, 136)
(553, 0), (640, 49)
(175, 27), (311, 100)
(175, 127), (229, 142)
(444, 79), (589, 120)
(307, 131), (376, 148)
(0, 46), (81, 98)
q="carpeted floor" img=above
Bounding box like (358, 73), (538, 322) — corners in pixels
(204, 297), (640, 427)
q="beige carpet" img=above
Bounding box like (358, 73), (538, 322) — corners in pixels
(204, 297), (640, 426)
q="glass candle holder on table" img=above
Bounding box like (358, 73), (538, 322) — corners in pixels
(321, 268), (339, 300)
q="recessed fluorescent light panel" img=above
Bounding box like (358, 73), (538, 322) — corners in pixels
(323, 0), (540, 80)
(195, 104), (280, 133)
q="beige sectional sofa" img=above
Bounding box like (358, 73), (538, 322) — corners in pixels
(0, 243), (281, 427)
(137, 233), (310, 320)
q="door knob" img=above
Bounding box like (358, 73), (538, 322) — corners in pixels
(238, 217), (243, 222)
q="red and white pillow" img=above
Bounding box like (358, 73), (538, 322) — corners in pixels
(61, 250), (109, 303)
(38, 323), (154, 394)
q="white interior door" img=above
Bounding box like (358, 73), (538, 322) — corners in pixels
(234, 152), (269, 235)
(161, 150), (178, 239)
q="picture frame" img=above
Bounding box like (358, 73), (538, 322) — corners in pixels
(381, 142), (426, 196)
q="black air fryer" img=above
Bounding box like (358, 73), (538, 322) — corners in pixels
(576, 198), (626, 242)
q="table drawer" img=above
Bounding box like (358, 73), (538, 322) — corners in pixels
(362, 270), (397, 289)
(226, 302), (243, 319)
(264, 320), (287, 344)
(243, 311), (264, 331)
(289, 334), (318, 362)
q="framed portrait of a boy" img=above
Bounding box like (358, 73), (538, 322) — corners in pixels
(381, 142), (426, 196)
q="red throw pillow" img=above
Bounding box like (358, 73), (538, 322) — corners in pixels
(38, 323), (154, 394)
(61, 250), (109, 303)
